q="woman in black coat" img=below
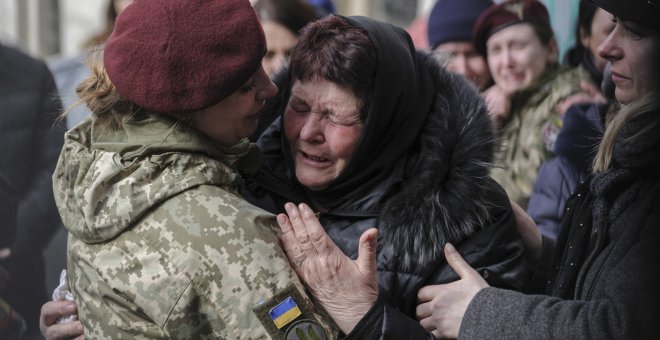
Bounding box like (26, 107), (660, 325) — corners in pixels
(250, 14), (529, 337)
(277, 0), (660, 338)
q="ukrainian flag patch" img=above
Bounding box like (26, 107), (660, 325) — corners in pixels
(269, 297), (302, 329)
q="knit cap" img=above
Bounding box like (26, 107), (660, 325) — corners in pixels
(591, 0), (660, 30)
(427, 0), (494, 50)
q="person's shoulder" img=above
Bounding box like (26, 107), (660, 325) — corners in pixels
(547, 65), (591, 93)
(0, 44), (48, 74)
(153, 184), (276, 239)
(0, 44), (53, 93)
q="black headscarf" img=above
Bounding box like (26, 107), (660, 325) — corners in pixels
(280, 16), (436, 210)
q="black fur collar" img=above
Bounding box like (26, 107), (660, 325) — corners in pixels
(377, 52), (496, 274)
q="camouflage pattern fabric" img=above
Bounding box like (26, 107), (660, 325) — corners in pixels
(53, 113), (337, 339)
(491, 65), (591, 209)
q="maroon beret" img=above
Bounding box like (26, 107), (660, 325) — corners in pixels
(104, 0), (266, 113)
(473, 0), (551, 56)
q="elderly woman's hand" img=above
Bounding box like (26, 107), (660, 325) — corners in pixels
(277, 203), (379, 334)
(416, 243), (488, 339)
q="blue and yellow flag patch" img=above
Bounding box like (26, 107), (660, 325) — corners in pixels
(269, 297), (302, 329)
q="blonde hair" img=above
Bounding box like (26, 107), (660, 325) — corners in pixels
(59, 50), (139, 129)
(592, 95), (660, 173)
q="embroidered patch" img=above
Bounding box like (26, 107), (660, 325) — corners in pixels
(284, 319), (325, 340)
(253, 284), (328, 340)
(269, 297), (302, 329)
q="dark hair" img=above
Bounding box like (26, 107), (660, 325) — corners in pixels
(565, 0), (599, 66)
(529, 21), (555, 47)
(254, 0), (318, 35)
(289, 15), (377, 119)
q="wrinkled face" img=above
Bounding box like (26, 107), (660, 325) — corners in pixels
(283, 78), (364, 191)
(598, 16), (659, 104)
(434, 41), (492, 90)
(262, 21), (298, 78)
(580, 8), (615, 73)
(192, 66), (277, 145)
(486, 23), (556, 95)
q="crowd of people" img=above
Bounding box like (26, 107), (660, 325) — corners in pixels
(0, 0), (658, 339)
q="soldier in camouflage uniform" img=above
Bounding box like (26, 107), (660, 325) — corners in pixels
(472, 0), (593, 208)
(50, 0), (336, 338)
(489, 64), (590, 208)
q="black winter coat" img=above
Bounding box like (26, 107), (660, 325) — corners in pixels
(0, 44), (65, 331)
(459, 106), (660, 339)
(245, 52), (530, 337)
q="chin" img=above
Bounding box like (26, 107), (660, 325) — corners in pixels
(614, 89), (635, 105)
(296, 173), (329, 191)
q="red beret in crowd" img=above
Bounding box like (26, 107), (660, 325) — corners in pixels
(472, 0), (551, 56)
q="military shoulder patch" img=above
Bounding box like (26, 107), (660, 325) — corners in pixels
(270, 297), (302, 329)
(253, 284), (327, 340)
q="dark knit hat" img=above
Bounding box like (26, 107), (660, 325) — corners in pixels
(473, 0), (551, 56)
(427, 0), (493, 50)
(590, 0), (660, 30)
(104, 0), (266, 114)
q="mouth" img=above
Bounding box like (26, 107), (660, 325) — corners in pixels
(610, 71), (629, 83)
(297, 150), (331, 166)
(502, 73), (524, 83)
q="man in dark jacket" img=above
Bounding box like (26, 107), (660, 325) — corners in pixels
(0, 43), (66, 337)
(0, 173), (27, 340)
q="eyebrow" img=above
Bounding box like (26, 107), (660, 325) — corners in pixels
(288, 96), (308, 106)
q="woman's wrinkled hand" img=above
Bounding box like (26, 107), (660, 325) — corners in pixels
(416, 243), (488, 339)
(277, 202), (378, 334)
(39, 300), (84, 340)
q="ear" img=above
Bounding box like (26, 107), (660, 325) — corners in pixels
(579, 27), (590, 49)
(546, 38), (559, 64)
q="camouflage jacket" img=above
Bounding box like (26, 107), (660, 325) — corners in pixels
(53, 113), (336, 339)
(491, 65), (591, 208)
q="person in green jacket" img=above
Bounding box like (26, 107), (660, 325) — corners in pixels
(45, 0), (336, 339)
(474, 0), (593, 208)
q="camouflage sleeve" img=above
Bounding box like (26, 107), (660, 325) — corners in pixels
(68, 185), (337, 339)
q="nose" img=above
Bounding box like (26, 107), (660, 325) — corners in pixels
(450, 55), (469, 76)
(597, 29), (622, 63)
(501, 48), (514, 68)
(299, 112), (325, 143)
(256, 67), (278, 101)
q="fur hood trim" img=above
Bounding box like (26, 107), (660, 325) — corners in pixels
(377, 53), (497, 273)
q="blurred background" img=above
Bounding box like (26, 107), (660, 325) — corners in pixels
(0, 0), (429, 58)
(0, 0), (578, 60)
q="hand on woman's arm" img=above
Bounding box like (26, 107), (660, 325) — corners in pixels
(277, 203), (379, 334)
(416, 243), (488, 339)
(39, 300), (84, 340)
